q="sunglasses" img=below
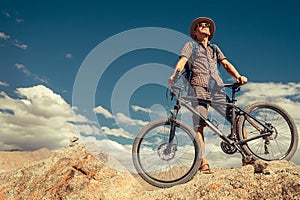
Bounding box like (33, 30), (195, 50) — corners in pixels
(194, 22), (210, 30)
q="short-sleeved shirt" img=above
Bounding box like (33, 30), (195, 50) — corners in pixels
(181, 41), (226, 87)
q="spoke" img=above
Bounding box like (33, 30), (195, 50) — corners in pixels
(136, 121), (198, 182)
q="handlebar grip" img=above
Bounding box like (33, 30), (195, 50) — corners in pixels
(223, 82), (241, 88)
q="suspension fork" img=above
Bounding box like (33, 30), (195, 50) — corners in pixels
(168, 118), (176, 143)
(166, 100), (181, 152)
(164, 117), (178, 154)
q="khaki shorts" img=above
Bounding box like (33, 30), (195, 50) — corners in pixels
(191, 85), (231, 130)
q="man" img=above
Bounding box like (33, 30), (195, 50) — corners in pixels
(168, 17), (247, 173)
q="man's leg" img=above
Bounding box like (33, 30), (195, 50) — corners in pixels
(211, 87), (253, 165)
(195, 126), (205, 157)
(191, 85), (211, 172)
(195, 126), (212, 173)
(210, 87), (231, 123)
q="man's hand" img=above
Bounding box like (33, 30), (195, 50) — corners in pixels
(168, 75), (175, 87)
(237, 76), (248, 85)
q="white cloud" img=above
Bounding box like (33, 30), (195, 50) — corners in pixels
(131, 104), (170, 121)
(0, 85), (79, 150)
(82, 138), (134, 172)
(15, 85), (74, 118)
(239, 82), (300, 102)
(93, 106), (114, 119)
(15, 63), (48, 83)
(14, 42), (28, 50)
(15, 63), (30, 76)
(93, 106), (148, 126)
(93, 105), (149, 138)
(2, 11), (10, 17)
(13, 39), (28, 50)
(2, 10), (24, 23)
(76, 124), (101, 135)
(0, 32), (27, 49)
(100, 126), (134, 139)
(131, 105), (151, 113)
(115, 113), (148, 126)
(0, 81), (9, 87)
(16, 18), (24, 23)
(0, 32), (10, 40)
(72, 114), (95, 123)
(0, 85), (104, 151)
(65, 53), (72, 59)
(238, 82), (300, 123)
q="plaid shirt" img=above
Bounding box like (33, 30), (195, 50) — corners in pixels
(181, 41), (226, 87)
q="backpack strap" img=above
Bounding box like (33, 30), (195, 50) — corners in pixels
(208, 43), (219, 64)
(191, 40), (198, 66)
(182, 41), (197, 91)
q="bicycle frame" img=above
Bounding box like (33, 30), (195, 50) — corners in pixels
(170, 84), (274, 157)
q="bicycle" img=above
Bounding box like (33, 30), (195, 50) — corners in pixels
(132, 72), (298, 188)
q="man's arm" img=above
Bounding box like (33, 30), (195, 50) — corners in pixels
(173, 56), (188, 75)
(168, 56), (188, 87)
(220, 59), (248, 85)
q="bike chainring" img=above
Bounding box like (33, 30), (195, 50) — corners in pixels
(220, 141), (237, 154)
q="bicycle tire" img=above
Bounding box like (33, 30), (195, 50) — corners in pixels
(132, 118), (202, 188)
(237, 102), (298, 161)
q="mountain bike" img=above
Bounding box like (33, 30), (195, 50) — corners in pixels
(132, 73), (298, 188)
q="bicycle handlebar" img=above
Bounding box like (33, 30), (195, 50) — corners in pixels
(223, 82), (241, 87)
(171, 82), (241, 90)
(170, 70), (243, 99)
(223, 83), (242, 90)
(170, 81), (242, 95)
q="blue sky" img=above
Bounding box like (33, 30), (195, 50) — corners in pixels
(1, 0), (300, 95)
(1, 0), (300, 169)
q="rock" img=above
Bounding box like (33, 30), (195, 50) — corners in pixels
(0, 145), (144, 199)
(253, 159), (268, 173)
(137, 160), (300, 200)
(0, 144), (299, 200)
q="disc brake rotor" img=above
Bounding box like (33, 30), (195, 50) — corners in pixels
(157, 143), (177, 161)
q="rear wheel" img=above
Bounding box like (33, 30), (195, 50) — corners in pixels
(237, 102), (298, 161)
(132, 118), (201, 188)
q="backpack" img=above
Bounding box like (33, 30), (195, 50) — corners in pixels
(182, 41), (219, 90)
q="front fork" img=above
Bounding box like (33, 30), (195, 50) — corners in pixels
(168, 118), (176, 143)
(166, 103), (180, 153)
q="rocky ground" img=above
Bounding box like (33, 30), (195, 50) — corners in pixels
(0, 144), (299, 200)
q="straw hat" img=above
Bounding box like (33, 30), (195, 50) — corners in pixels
(190, 17), (215, 41)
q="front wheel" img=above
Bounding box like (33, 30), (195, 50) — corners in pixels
(132, 118), (202, 188)
(237, 102), (298, 161)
